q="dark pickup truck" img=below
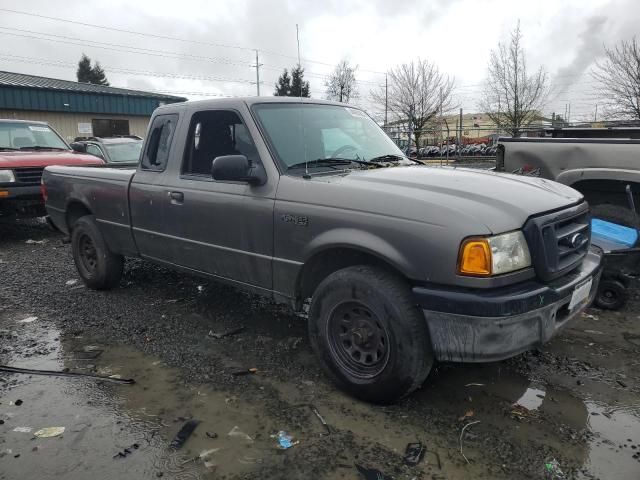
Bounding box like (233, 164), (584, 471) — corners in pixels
(43, 98), (602, 403)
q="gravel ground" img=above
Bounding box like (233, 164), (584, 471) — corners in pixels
(1, 219), (640, 480)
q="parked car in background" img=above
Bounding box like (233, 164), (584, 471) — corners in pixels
(0, 119), (103, 218)
(71, 136), (143, 167)
(43, 97), (601, 403)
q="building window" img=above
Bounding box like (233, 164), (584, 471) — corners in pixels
(91, 119), (130, 137)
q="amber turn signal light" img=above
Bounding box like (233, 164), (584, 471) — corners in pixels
(458, 238), (491, 276)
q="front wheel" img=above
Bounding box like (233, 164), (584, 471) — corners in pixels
(308, 265), (434, 404)
(71, 215), (124, 290)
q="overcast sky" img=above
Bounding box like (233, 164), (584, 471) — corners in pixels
(0, 0), (638, 121)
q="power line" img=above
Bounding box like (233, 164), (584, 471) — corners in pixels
(0, 52), (257, 86)
(0, 7), (387, 75)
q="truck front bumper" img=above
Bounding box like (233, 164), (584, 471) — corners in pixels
(413, 247), (603, 363)
(0, 186), (46, 217)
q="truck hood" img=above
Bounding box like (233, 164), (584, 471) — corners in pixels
(316, 165), (583, 233)
(0, 151), (104, 168)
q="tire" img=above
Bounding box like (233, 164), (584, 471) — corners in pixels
(308, 265), (434, 404)
(594, 278), (628, 310)
(71, 215), (124, 290)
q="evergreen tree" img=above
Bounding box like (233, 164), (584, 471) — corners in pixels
(76, 54), (110, 86)
(290, 65), (310, 97)
(274, 69), (291, 96)
(76, 54), (93, 83)
(90, 62), (110, 86)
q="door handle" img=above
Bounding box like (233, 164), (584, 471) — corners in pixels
(168, 191), (184, 204)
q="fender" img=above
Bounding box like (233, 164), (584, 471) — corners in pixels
(302, 227), (420, 280)
(556, 168), (640, 186)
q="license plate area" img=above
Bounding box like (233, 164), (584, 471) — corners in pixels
(569, 277), (593, 311)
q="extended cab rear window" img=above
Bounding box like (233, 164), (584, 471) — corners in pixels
(141, 114), (178, 171)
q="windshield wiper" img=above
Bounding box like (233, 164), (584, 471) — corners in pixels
(0, 147), (19, 151)
(18, 146), (67, 151)
(368, 154), (416, 163)
(288, 157), (384, 171)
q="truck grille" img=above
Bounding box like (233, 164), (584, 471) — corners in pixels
(14, 167), (44, 186)
(523, 202), (591, 281)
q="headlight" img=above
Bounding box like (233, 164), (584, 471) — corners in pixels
(458, 230), (531, 276)
(0, 169), (16, 183)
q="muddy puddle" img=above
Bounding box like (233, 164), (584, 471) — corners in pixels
(1, 309), (640, 479)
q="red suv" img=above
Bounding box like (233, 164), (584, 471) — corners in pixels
(0, 119), (104, 218)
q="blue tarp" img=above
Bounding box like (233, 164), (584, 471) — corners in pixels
(592, 218), (638, 250)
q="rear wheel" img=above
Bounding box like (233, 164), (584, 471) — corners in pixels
(308, 265), (433, 404)
(71, 215), (123, 290)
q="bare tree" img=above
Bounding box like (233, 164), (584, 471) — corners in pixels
(480, 23), (548, 137)
(325, 60), (359, 103)
(372, 59), (454, 148)
(592, 37), (640, 119)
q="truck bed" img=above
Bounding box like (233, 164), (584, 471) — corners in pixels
(43, 165), (137, 255)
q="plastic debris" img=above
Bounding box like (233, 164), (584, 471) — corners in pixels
(17, 316), (37, 324)
(403, 442), (425, 466)
(465, 383), (485, 387)
(199, 448), (220, 459)
(34, 427), (65, 438)
(208, 326), (245, 339)
(355, 464), (392, 480)
(197, 285), (204, 293)
(169, 420), (200, 449)
(273, 431), (298, 449)
(25, 239), (47, 245)
(13, 426), (32, 433)
(65, 279), (78, 286)
(232, 368), (258, 376)
(459, 421), (480, 464)
(544, 458), (566, 479)
(228, 426), (253, 442)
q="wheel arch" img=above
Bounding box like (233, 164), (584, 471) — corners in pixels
(65, 199), (93, 231)
(295, 244), (414, 308)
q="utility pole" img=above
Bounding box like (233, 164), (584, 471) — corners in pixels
(384, 73), (388, 127)
(251, 49), (263, 96)
(594, 104), (598, 123)
(296, 24), (301, 66)
(567, 103), (571, 125)
(458, 107), (463, 160)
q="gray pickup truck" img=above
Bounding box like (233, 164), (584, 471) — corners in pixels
(43, 98), (602, 403)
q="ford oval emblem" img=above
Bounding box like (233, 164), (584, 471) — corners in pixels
(569, 232), (587, 249)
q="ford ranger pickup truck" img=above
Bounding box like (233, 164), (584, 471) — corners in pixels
(43, 98), (602, 403)
(0, 119), (103, 218)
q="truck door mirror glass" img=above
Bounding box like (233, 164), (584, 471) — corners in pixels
(194, 122), (201, 150)
(70, 142), (87, 153)
(211, 155), (266, 186)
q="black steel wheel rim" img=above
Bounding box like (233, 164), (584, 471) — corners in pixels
(599, 288), (619, 307)
(79, 234), (98, 273)
(327, 302), (390, 379)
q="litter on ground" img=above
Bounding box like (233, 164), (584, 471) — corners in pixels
(34, 427), (65, 438)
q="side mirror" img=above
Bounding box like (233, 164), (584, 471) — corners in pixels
(70, 142), (87, 153)
(211, 155), (266, 186)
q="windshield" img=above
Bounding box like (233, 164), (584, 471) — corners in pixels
(0, 122), (68, 150)
(252, 103), (406, 173)
(104, 141), (143, 163)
